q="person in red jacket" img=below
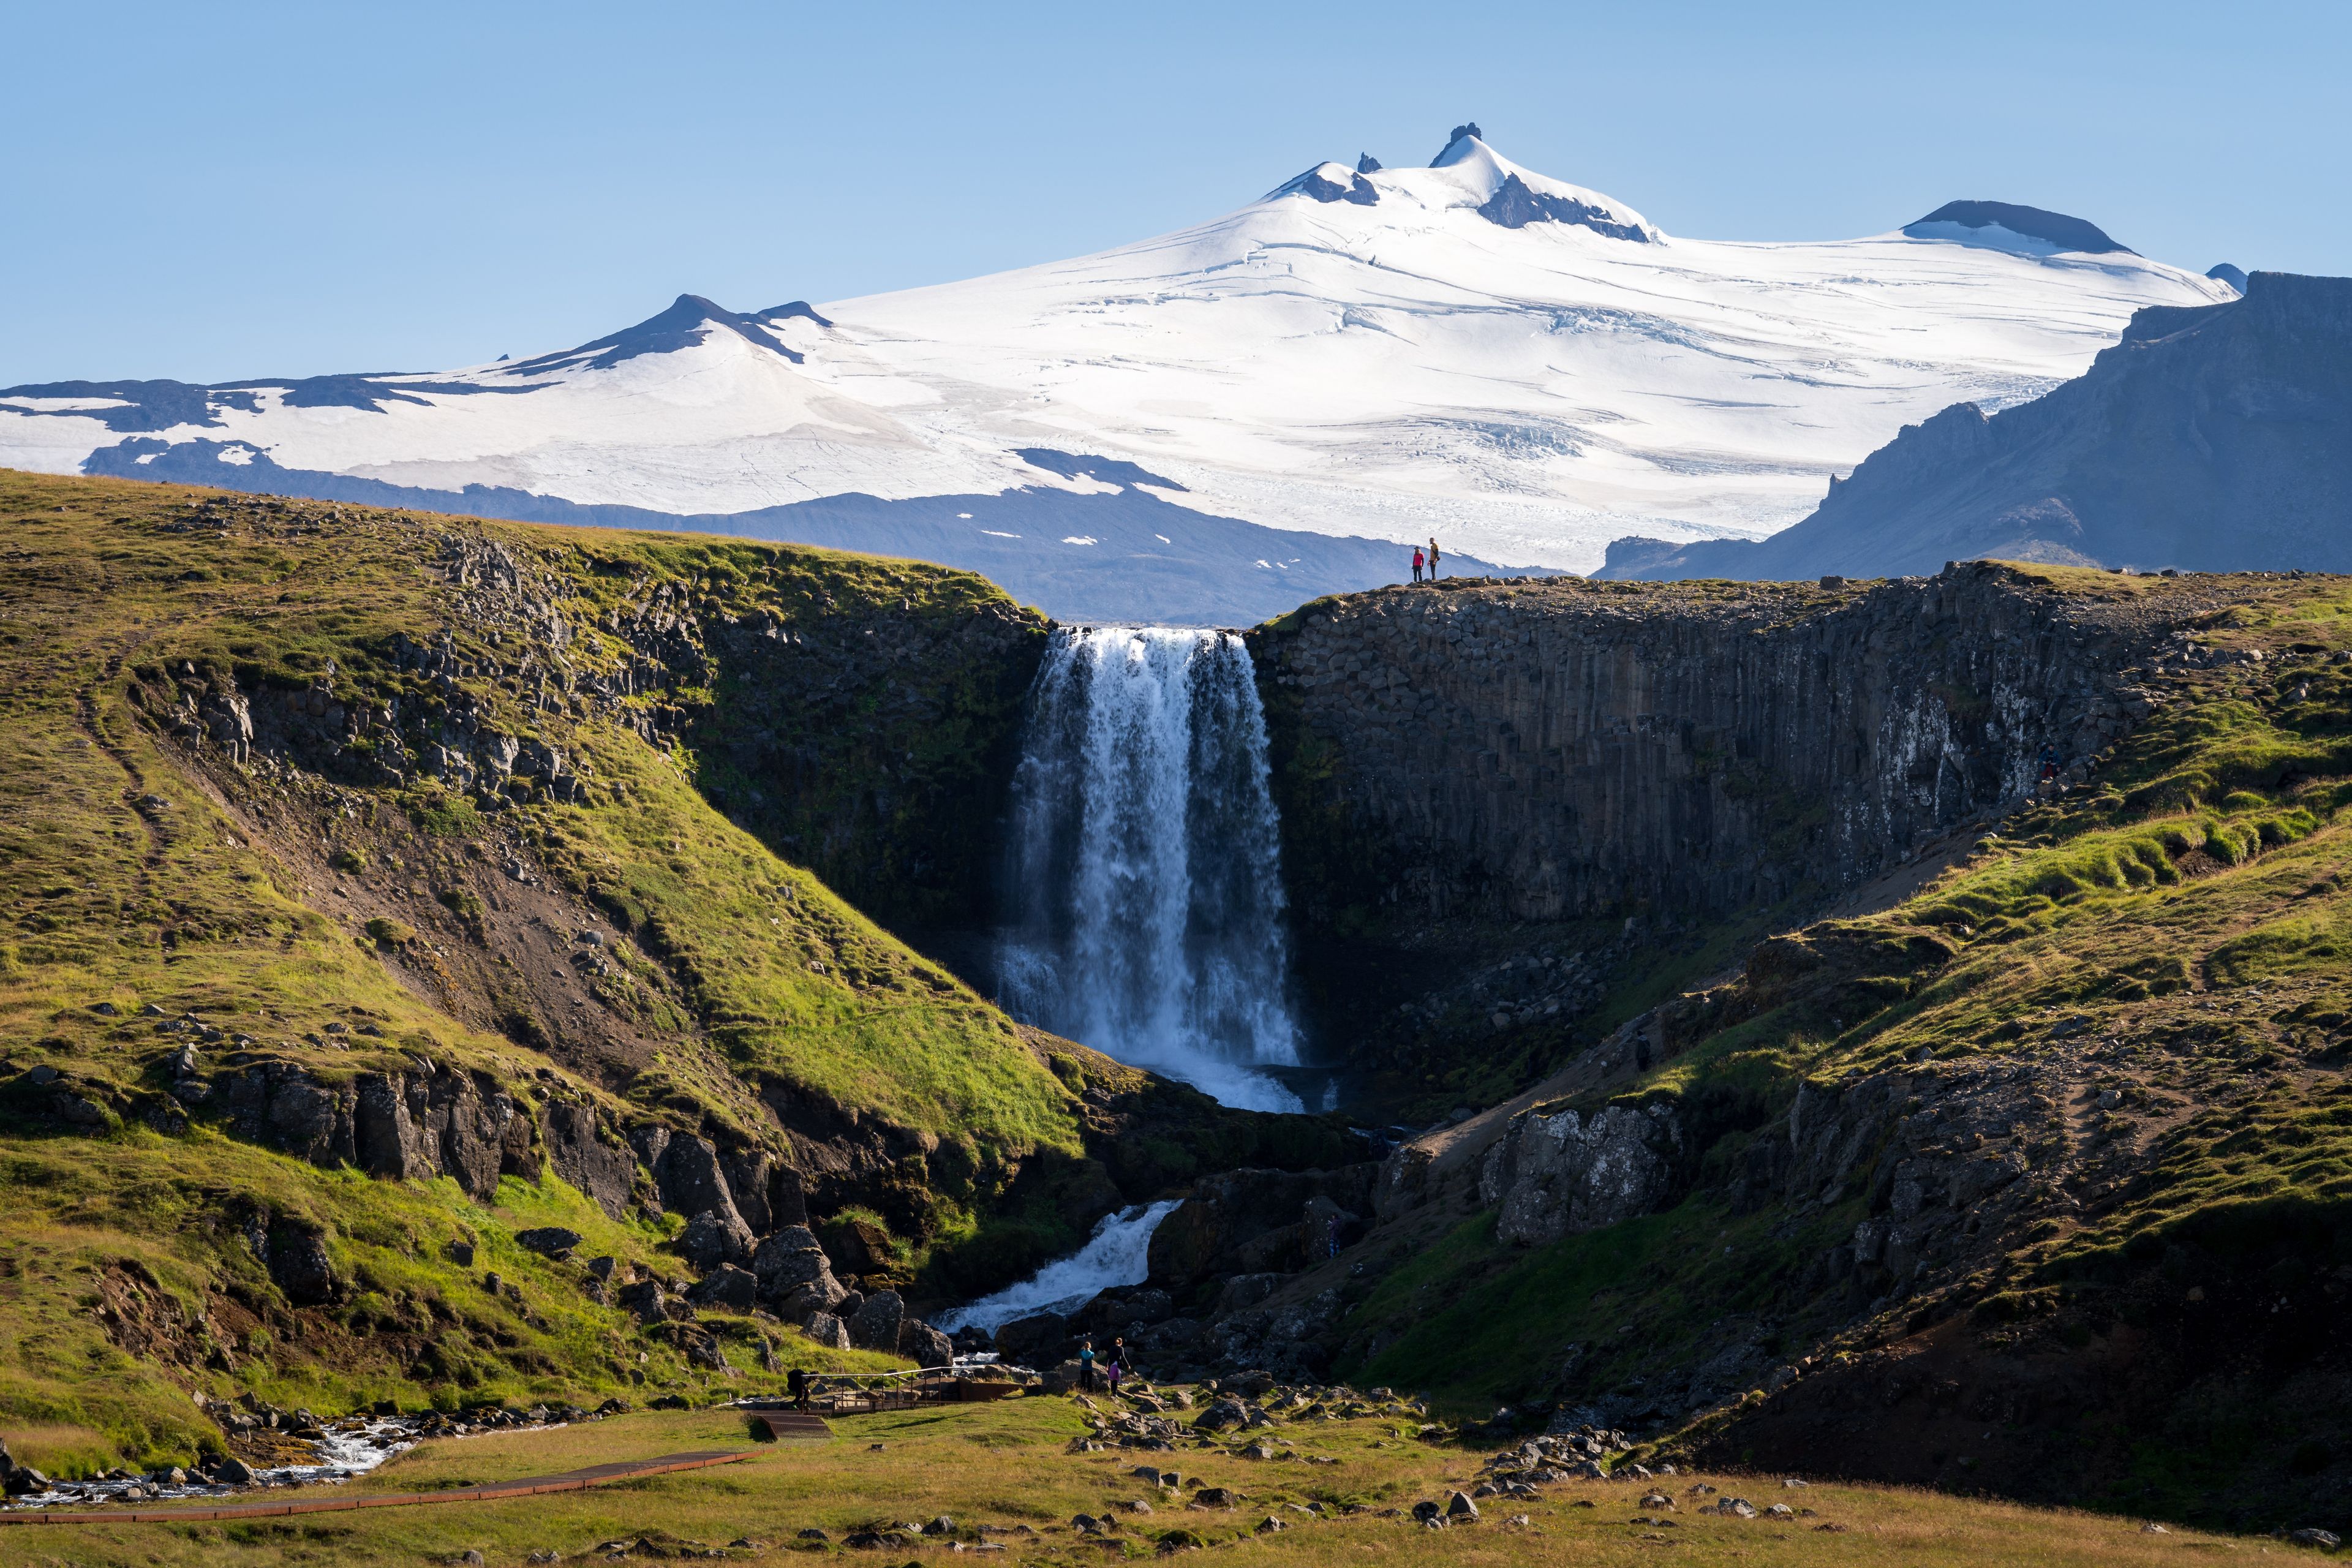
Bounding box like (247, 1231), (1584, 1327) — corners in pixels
(1411, 546), (1425, 584)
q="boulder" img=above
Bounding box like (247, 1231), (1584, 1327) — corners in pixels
(650, 1135), (751, 1237)
(680, 1206), (756, 1270)
(849, 1290), (904, 1352)
(615, 1279), (668, 1325)
(752, 1225), (848, 1316)
(899, 1316), (954, 1368)
(1192, 1398), (1248, 1433)
(514, 1227), (582, 1259)
(687, 1264), (759, 1311)
(802, 1312), (851, 1351)
(1077, 1286), (1173, 1333)
(995, 1313), (1072, 1366)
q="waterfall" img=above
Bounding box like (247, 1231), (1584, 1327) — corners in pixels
(997, 626), (1304, 1112)
(933, 1200), (1183, 1336)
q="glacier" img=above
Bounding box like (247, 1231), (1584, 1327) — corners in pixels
(1, 129), (2233, 619)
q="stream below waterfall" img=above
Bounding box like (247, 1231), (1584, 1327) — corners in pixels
(995, 627), (1308, 1111)
(933, 1200), (1183, 1336)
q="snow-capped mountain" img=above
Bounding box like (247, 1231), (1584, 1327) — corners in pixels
(2, 126), (2234, 620)
(1596, 272), (2352, 581)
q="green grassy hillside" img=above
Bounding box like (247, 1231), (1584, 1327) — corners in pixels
(0, 469), (1342, 1479)
(1330, 564), (2352, 1527)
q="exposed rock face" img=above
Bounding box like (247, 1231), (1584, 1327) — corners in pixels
(722, 1148), (776, 1233)
(221, 1061), (541, 1201)
(1478, 1100), (1684, 1245)
(543, 1099), (635, 1218)
(1147, 1166), (1379, 1286)
(263, 1219), (336, 1305)
(643, 1132), (741, 1226)
(1251, 564), (2236, 930)
(1597, 273), (2352, 580)
(680, 1205), (756, 1270)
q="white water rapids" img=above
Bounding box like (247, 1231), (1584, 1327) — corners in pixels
(0, 1415), (424, 1510)
(996, 627), (1305, 1110)
(934, 1200), (1183, 1336)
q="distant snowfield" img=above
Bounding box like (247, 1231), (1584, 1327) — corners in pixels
(1, 134), (2231, 576)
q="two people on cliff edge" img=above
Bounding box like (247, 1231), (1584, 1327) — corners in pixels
(1411, 537), (1442, 584)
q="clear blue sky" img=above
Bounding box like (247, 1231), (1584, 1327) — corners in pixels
(6, 0), (2345, 385)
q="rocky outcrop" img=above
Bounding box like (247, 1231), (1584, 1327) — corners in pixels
(1251, 564), (2246, 931)
(635, 1127), (761, 1266)
(261, 1217), (336, 1305)
(543, 1099), (636, 1218)
(1147, 1166), (1379, 1287)
(216, 1060), (541, 1202)
(1477, 1099), (1685, 1246)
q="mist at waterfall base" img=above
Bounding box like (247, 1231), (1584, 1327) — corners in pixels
(996, 627), (1308, 1112)
(934, 1200), (1183, 1338)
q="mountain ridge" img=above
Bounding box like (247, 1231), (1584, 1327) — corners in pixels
(1596, 270), (2352, 582)
(1, 129), (2231, 620)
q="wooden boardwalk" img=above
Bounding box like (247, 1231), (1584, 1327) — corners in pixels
(0, 1450), (750, 1528)
(750, 1413), (834, 1442)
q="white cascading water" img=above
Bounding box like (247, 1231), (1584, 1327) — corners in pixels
(997, 627), (1305, 1112)
(933, 1200), (1184, 1337)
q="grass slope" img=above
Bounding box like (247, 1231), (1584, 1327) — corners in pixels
(0, 470), (1104, 1473)
(1335, 564), (2352, 1523)
(2, 1393), (2253, 1567)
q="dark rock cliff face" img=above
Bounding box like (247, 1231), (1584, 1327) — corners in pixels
(1599, 271), (2352, 581)
(1251, 564), (2186, 935)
